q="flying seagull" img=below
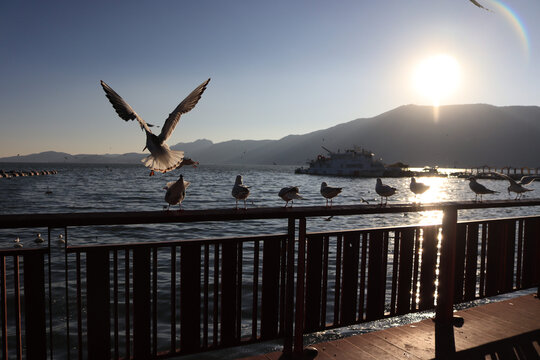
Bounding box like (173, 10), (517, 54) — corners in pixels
(320, 182), (342, 208)
(232, 175), (250, 209)
(278, 186), (303, 208)
(164, 174), (190, 211)
(469, 0), (491, 11)
(468, 177), (497, 202)
(101, 78), (210, 173)
(410, 177), (430, 201)
(375, 178), (397, 206)
(490, 172), (538, 200)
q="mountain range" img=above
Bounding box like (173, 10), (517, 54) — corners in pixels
(2, 104), (539, 168)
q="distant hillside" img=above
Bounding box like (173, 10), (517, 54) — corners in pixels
(2, 104), (539, 168)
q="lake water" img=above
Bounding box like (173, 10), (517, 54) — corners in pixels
(1, 162), (539, 359)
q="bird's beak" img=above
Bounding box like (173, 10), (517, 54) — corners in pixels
(142, 146), (147, 151)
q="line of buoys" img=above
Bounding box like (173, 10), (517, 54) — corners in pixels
(0, 169), (58, 178)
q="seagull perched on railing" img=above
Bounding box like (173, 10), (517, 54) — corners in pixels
(490, 172), (538, 200)
(320, 182), (342, 208)
(164, 175), (190, 211)
(278, 186), (303, 208)
(100, 78), (210, 173)
(375, 178), (396, 206)
(410, 177), (429, 201)
(468, 177), (497, 202)
(232, 175), (250, 209)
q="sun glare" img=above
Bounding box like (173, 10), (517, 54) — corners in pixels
(413, 54), (461, 107)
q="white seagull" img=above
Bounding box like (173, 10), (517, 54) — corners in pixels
(320, 182), (342, 208)
(164, 175), (190, 211)
(491, 172), (539, 200)
(232, 175), (250, 209)
(375, 178), (397, 206)
(410, 177), (430, 201)
(101, 78), (210, 173)
(278, 186), (303, 208)
(468, 177), (497, 202)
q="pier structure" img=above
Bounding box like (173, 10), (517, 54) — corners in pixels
(0, 200), (539, 359)
(460, 166), (540, 179)
(0, 169), (57, 178)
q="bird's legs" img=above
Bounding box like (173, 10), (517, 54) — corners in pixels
(243, 199), (247, 210)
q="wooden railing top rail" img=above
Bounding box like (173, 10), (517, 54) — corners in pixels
(1, 199), (539, 229)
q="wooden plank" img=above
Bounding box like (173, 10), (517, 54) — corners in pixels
(340, 233), (360, 325)
(486, 221), (503, 296)
(366, 231), (385, 321)
(502, 219), (516, 293)
(23, 252), (47, 360)
(305, 235), (323, 331)
(260, 238), (281, 339)
(180, 243), (201, 352)
(522, 218), (540, 288)
(86, 249), (111, 359)
(453, 223), (467, 303)
(396, 228), (414, 315)
(418, 226), (437, 310)
(221, 240), (239, 346)
(464, 223), (479, 301)
(133, 247), (151, 359)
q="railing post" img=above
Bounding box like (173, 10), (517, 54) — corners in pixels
(282, 217), (296, 356)
(23, 252), (47, 360)
(435, 206), (458, 359)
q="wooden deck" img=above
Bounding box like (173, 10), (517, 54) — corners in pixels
(239, 294), (540, 360)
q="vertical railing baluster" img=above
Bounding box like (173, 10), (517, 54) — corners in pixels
(64, 228), (71, 360)
(435, 206), (458, 359)
(251, 240), (259, 340)
(516, 219), (524, 289)
(112, 251), (118, 360)
(293, 218), (307, 356)
(47, 228), (53, 360)
(203, 244), (209, 348)
(411, 228), (421, 311)
(125, 249), (130, 359)
(358, 233), (367, 321)
(170, 246), (177, 353)
(321, 235), (329, 326)
(76, 252), (83, 360)
(333, 235), (342, 325)
(152, 247), (158, 357)
(479, 222), (488, 297)
(213, 243), (219, 347)
(13, 255), (22, 360)
(390, 231), (400, 316)
(1, 256), (7, 359)
(282, 217), (296, 355)
(279, 236), (286, 336)
(23, 250), (47, 360)
(133, 247), (151, 359)
(236, 242), (243, 341)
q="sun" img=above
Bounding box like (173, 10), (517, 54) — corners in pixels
(413, 54), (461, 107)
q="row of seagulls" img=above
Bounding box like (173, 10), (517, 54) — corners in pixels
(232, 175), (251, 209)
(101, 78), (210, 174)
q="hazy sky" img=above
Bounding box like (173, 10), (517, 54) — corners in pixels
(1, 0), (539, 157)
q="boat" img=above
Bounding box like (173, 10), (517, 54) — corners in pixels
(295, 146), (387, 177)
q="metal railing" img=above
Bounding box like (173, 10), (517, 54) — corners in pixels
(0, 199), (539, 359)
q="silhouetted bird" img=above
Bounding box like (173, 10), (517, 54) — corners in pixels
(320, 182), (342, 208)
(375, 178), (396, 206)
(468, 177), (497, 202)
(164, 175), (190, 210)
(232, 175), (250, 209)
(410, 177), (430, 201)
(491, 172), (538, 200)
(101, 78), (210, 173)
(278, 187), (303, 208)
(469, 0), (490, 11)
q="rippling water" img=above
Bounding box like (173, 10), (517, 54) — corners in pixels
(1, 163), (539, 359)
(2, 162), (539, 245)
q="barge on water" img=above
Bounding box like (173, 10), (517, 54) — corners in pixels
(295, 146), (443, 178)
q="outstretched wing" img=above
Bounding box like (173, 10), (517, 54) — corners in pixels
(519, 176), (539, 185)
(158, 78), (211, 143)
(100, 80), (151, 133)
(490, 171), (517, 186)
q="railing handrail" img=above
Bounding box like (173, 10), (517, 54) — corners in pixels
(1, 199), (540, 229)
